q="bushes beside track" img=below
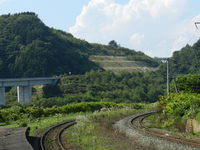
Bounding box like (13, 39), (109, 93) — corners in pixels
(160, 93), (200, 118)
(0, 102), (143, 123)
(159, 74), (200, 129)
(159, 93), (200, 129)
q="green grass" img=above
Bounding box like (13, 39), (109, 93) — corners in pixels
(0, 102), (157, 148)
(144, 114), (165, 129)
(145, 112), (200, 139)
(0, 123), (18, 128)
(0, 112), (91, 136)
(28, 113), (84, 135)
(0, 102), (145, 137)
(65, 104), (157, 150)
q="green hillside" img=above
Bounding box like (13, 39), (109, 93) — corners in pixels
(0, 12), (160, 78)
(54, 30), (160, 71)
(0, 12), (99, 78)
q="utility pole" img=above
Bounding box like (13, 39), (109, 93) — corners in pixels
(156, 57), (169, 95)
(166, 59), (169, 95)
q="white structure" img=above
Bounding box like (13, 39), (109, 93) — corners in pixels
(0, 77), (59, 105)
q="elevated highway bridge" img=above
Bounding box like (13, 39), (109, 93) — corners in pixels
(0, 77), (59, 105)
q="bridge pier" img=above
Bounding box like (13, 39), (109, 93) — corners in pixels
(0, 77), (58, 105)
(0, 87), (5, 105)
(17, 86), (32, 104)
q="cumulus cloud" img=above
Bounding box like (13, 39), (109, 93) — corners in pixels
(69, 0), (188, 57)
(129, 33), (144, 46)
(172, 14), (200, 52)
(0, 0), (9, 3)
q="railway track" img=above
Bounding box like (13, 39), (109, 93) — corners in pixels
(40, 120), (76, 150)
(129, 111), (200, 149)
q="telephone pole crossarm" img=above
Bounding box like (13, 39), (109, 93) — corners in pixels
(195, 22), (200, 29)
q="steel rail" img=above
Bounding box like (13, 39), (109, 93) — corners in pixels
(129, 111), (200, 148)
(57, 121), (77, 150)
(40, 120), (76, 150)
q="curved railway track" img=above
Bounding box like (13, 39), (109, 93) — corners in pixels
(40, 120), (76, 150)
(39, 112), (200, 149)
(129, 111), (200, 148)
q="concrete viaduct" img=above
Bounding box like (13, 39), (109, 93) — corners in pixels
(0, 77), (59, 105)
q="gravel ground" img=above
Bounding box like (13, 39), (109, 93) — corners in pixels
(113, 114), (199, 150)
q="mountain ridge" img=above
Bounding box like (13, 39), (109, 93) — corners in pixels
(0, 12), (160, 78)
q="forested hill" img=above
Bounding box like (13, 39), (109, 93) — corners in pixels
(0, 12), (159, 78)
(162, 40), (200, 77)
(0, 12), (100, 78)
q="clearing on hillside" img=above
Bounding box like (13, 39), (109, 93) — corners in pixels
(90, 55), (157, 73)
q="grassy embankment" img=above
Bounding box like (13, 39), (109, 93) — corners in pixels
(0, 102), (152, 137)
(0, 102), (121, 134)
(63, 103), (158, 150)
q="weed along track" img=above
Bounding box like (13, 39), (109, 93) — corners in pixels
(129, 111), (200, 149)
(40, 120), (76, 150)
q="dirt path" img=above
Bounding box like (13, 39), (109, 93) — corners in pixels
(0, 127), (33, 150)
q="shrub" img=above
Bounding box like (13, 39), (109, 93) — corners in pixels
(0, 102), (124, 123)
(160, 93), (200, 119)
(18, 121), (27, 127)
(25, 107), (44, 118)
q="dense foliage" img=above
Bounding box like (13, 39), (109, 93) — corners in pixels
(170, 74), (200, 93)
(0, 102), (141, 123)
(159, 93), (200, 128)
(56, 71), (165, 104)
(158, 41), (200, 78)
(0, 12), (160, 78)
(158, 74), (200, 130)
(0, 12), (99, 77)
(4, 71), (165, 107)
(108, 40), (119, 47)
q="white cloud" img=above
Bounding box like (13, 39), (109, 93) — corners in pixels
(129, 33), (144, 46)
(0, 0), (9, 3)
(172, 14), (200, 52)
(69, 0), (187, 57)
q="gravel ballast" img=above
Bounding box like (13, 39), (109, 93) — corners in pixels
(113, 114), (199, 150)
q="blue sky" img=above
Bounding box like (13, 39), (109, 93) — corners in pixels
(0, 0), (200, 57)
(0, 0), (90, 30)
